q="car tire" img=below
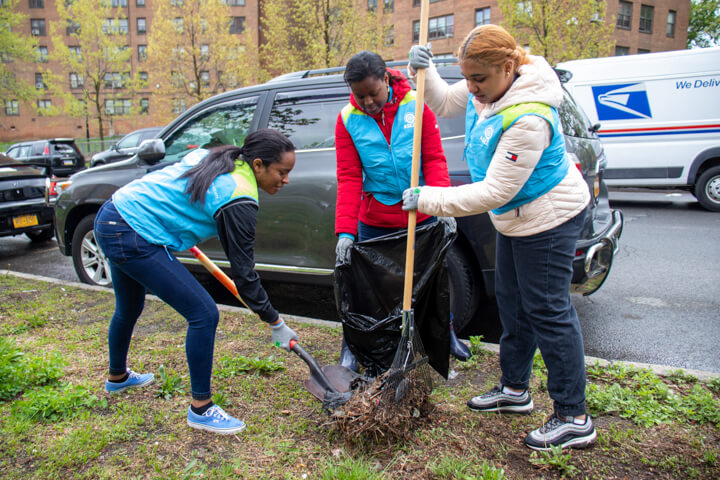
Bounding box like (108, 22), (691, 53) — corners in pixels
(25, 227), (54, 242)
(694, 165), (720, 212)
(446, 243), (481, 335)
(71, 214), (113, 287)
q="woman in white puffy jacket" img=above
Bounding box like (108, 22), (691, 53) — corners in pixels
(404, 25), (595, 452)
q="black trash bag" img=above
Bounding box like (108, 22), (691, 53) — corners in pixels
(334, 220), (457, 379)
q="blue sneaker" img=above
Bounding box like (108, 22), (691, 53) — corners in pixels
(104, 369), (154, 394)
(187, 405), (246, 435)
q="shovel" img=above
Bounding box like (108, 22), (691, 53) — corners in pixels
(188, 246), (359, 408)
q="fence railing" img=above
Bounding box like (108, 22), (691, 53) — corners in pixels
(76, 137), (122, 156)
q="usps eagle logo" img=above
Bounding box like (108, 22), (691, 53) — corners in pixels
(404, 112), (415, 129)
(591, 83), (652, 121)
(480, 125), (494, 146)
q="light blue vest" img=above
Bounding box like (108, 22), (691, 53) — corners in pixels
(464, 97), (569, 214)
(112, 148), (259, 251)
(340, 89), (425, 205)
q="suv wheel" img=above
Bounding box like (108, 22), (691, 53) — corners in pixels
(72, 214), (112, 286)
(446, 244), (481, 334)
(25, 227), (54, 242)
(694, 165), (720, 212)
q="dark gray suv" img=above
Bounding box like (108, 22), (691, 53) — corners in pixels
(6, 138), (85, 177)
(54, 62), (623, 336)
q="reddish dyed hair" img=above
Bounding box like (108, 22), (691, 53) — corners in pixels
(457, 25), (531, 72)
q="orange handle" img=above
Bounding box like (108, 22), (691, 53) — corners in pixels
(189, 246), (252, 311)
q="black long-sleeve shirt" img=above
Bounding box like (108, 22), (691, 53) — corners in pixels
(214, 198), (279, 323)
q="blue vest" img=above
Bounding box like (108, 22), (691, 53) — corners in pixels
(112, 148), (259, 251)
(464, 97), (569, 214)
(340, 89), (424, 205)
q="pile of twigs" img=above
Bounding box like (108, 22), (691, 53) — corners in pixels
(329, 369), (433, 444)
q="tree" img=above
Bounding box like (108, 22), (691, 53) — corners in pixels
(688, 0), (720, 48)
(260, 0), (393, 78)
(498, 0), (615, 65)
(0, 0), (38, 116)
(146, 0), (258, 123)
(49, 0), (135, 141)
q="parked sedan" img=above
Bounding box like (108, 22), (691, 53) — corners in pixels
(90, 127), (163, 167)
(0, 154), (55, 242)
(54, 62), (623, 337)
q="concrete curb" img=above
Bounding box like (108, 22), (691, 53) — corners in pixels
(3, 270), (717, 381)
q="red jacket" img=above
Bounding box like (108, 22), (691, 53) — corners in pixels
(335, 69), (450, 237)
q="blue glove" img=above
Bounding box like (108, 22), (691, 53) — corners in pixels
(409, 44), (433, 71)
(335, 235), (353, 266)
(270, 319), (299, 351)
(402, 187), (422, 211)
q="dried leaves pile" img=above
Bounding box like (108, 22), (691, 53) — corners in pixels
(329, 369), (434, 444)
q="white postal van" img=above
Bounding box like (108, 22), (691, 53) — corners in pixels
(557, 48), (720, 211)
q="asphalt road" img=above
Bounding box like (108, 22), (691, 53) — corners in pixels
(2, 189), (719, 374)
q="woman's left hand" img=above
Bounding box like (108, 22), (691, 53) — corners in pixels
(402, 187), (423, 211)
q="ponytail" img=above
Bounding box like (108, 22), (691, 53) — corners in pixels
(181, 129), (294, 204)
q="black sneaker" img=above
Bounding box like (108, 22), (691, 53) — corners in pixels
(467, 384), (533, 413)
(524, 413), (597, 451)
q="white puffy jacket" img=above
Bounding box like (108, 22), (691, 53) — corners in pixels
(413, 56), (590, 237)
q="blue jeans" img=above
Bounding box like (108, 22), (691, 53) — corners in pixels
(94, 200), (218, 401)
(495, 209), (588, 417)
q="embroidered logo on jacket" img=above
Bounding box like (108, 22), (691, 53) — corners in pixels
(505, 151), (518, 162)
(404, 112), (415, 129)
(480, 126), (494, 146)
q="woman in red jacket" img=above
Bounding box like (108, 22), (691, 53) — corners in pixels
(334, 50), (470, 370)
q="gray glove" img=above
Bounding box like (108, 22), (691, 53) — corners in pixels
(402, 187), (422, 211)
(438, 216), (457, 232)
(270, 319), (299, 351)
(335, 236), (353, 266)
(409, 44), (433, 71)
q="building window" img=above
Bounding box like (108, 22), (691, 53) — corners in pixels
(136, 0), (145, 6)
(224, 0), (245, 5)
(103, 18), (128, 35)
(413, 14), (454, 42)
(69, 46), (82, 60)
(140, 98), (149, 114)
(111, 0), (127, 6)
(367, 0), (377, 11)
(637, 48), (650, 54)
(173, 17), (184, 33)
(69, 72), (84, 89)
(66, 20), (80, 35)
(200, 44), (209, 60)
(137, 18), (146, 34)
(29, 0), (44, 8)
(138, 71), (148, 85)
(666, 10), (676, 37)
(199, 70), (210, 86)
(36, 46), (48, 62)
(615, 45), (629, 56)
(413, 0), (442, 6)
(5, 100), (19, 116)
(172, 98), (186, 114)
(37, 99), (51, 113)
(617, 1), (632, 29)
(475, 7), (491, 26)
(385, 25), (394, 46)
(639, 4), (653, 33)
(30, 19), (46, 36)
(383, 0), (393, 12)
(105, 98), (131, 115)
(104, 72), (125, 88)
(138, 44), (147, 61)
(35, 72), (45, 89)
(229, 16), (244, 34)
(119, 18), (128, 34)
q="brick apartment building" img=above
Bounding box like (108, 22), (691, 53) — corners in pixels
(2, 0), (690, 143)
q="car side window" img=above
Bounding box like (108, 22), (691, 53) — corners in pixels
(30, 143), (45, 156)
(163, 96), (259, 163)
(557, 90), (594, 139)
(267, 88), (349, 150)
(6, 146), (20, 159)
(117, 132), (143, 150)
(435, 77), (467, 138)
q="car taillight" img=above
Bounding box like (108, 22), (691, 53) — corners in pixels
(43, 145), (50, 155)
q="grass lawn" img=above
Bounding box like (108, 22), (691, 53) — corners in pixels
(1, 274), (718, 479)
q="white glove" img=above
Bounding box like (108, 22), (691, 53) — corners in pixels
(270, 319), (299, 351)
(409, 44), (433, 71)
(335, 236), (353, 266)
(402, 187), (423, 211)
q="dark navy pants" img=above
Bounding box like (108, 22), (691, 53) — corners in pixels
(495, 209), (588, 417)
(94, 200), (218, 401)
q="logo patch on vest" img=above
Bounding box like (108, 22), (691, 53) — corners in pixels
(404, 113), (415, 129)
(505, 151), (518, 162)
(481, 126), (494, 146)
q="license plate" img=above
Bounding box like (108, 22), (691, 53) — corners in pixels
(13, 214), (39, 228)
(63, 159), (74, 165)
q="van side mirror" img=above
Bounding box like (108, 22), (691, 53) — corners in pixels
(137, 138), (165, 164)
(589, 123), (601, 133)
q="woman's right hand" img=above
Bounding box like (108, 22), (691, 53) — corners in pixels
(270, 319), (299, 351)
(409, 44), (433, 71)
(335, 236), (354, 266)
